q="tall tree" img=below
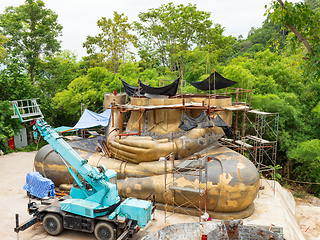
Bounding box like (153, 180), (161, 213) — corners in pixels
(268, 0), (320, 80)
(0, 33), (6, 60)
(0, 0), (63, 84)
(0, 101), (21, 153)
(35, 50), (82, 126)
(288, 139), (320, 195)
(305, 0), (320, 13)
(37, 50), (81, 98)
(134, 3), (234, 74)
(248, 21), (288, 51)
(83, 12), (137, 72)
(53, 67), (114, 122)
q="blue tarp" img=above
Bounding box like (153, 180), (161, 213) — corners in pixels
(73, 108), (111, 129)
(54, 126), (77, 133)
(23, 172), (56, 199)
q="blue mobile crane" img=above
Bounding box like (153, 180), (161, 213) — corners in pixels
(12, 100), (155, 240)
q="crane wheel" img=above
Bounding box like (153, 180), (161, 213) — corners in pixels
(43, 213), (63, 236)
(94, 221), (115, 240)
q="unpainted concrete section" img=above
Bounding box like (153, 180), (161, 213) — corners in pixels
(142, 220), (285, 240)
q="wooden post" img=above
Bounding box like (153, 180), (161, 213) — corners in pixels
(241, 74), (244, 103)
(138, 109), (141, 136)
(205, 159), (208, 214)
(199, 160), (201, 222)
(233, 88), (239, 144)
(111, 104), (114, 128)
(81, 103), (85, 138)
(119, 108), (123, 139)
(213, 67), (216, 98)
(181, 70), (183, 96)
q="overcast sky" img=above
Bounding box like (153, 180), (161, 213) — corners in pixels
(0, 0), (301, 59)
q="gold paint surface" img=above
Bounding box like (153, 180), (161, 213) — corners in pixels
(107, 95), (232, 163)
(35, 142), (259, 214)
(35, 94), (260, 217)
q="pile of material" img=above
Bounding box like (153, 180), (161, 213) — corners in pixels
(23, 172), (55, 199)
(142, 220), (285, 240)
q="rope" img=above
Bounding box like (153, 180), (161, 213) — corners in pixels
(96, 155), (104, 167)
(124, 109), (145, 134)
(282, 177), (320, 185)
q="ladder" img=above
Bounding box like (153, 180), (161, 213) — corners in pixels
(11, 98), (43, 122)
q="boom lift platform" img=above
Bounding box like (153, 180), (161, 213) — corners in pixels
(12, 99), (155, 240)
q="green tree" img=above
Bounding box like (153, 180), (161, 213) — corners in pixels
(222, 50), (308, 159)
(134, 3), (234, 74)
(53, 67), (115, 119)
(298, 78), (320, 139)
(230, 19), (290, 60)
(0, 0), (63, 83)
(0, 33), (7, 60)
(0, 57), (37, 152)
(37, 50), (81, 98)
(52, 63), (176, 126)
(305, 0), (320, 13)
(0, 101), (21, 153)
(248, 21), (288, 51)
(83, 12), (137, 72)
(0, 62), (35, 101)
(268, 0), (320, 81)
(288, 139), (320, 195)
(33, 50), (82, 126)
(223, 50), (304, 95)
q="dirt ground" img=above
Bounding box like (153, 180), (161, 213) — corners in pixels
(0, 151), (199, 240)
(1, 151), (319, 240)
(295, 198), (320, 240)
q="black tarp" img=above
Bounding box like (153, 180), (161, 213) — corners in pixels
(190, 72), (237, 91)
(138, 77), (180, 96)
(179, 111), (213, 131)
(121, 78), (145, 96)
(211, 114), (233, 137)
(178, 111), (233, 137)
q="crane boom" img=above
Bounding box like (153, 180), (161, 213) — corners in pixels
(12, 99), (154, 239)
(32, 119), (120, 218)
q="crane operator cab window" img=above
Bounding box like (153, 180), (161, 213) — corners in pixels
(73, 174), (93, 192)
(108, 176), (117, 190)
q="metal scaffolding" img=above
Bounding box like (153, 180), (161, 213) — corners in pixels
(219, 90), (279, 193)
(11, 98), (44, 122)
(243, 110), (279, 171)
(164, 153), (208, 223)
